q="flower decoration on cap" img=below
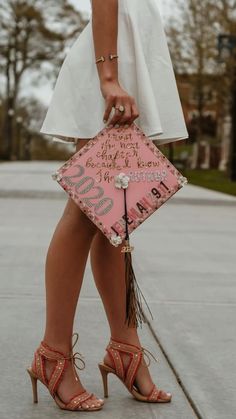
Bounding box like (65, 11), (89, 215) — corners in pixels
(51, 171), (62, 181)
(110, 234), (123, 247)
(178, 175), (188, 187)
(114, 172), (130, 189)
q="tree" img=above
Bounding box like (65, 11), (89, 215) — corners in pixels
(166, 0), (218, 151)
(214, 1), (236, 101)
(165, 0), (236, 168)
(0, 0), (88, 159)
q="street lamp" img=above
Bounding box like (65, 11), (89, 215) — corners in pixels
(218, 34), (236, 181)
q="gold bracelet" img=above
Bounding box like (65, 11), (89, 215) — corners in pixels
(95, 54), (119, 64)
(95, 55), (105, 64)
(109, 54), (119, 61)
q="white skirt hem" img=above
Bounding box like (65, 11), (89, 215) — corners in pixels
(41, 128), (188, 146)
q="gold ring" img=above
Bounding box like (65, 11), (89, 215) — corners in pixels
(116, 105), (125, 113)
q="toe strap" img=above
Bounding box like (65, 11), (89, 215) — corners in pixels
(66, 391), (93, 410)
(148, 384), (169, 401)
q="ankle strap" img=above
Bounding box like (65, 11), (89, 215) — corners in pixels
(108, 338), (141, 354)
(38, 332), (85, 371)
(107, 337), (158, 366)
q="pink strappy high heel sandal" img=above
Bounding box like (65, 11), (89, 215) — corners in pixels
(26, 332), (104, 411)
(98, 337), (172, 403)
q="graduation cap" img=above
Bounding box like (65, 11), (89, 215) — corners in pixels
(52, 123), (188, 327)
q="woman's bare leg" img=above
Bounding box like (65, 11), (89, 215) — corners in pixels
(89, 230), (157, 396)
(34, 139), (102, 408)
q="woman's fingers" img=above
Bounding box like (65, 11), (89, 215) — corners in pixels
(113, 101), (139, 127)
(107, 106), (125, 127)
(130, 102), (139, 125)
(104, 96), (139, 127)
(118, 104), (132, 126)
(103, 95), (115, 123)
(111, 104), (132, 126)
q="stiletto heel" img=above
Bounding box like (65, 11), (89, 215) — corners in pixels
(99, 338), (172, 403)
(26, 332), (104, 411)
(26, 367), (38, 403)
(98, 363), (110, 398)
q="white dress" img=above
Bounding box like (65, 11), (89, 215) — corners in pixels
(40, 0), (189, 146)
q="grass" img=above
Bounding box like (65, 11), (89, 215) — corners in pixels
(158, 143), (236, 197)
(184, 169), (236, 197)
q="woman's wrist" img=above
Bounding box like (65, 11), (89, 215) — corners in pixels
(100, 74), (119, 86)
(97, 59), (119, 85)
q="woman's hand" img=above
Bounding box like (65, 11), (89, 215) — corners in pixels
(101, 79), (139, 127)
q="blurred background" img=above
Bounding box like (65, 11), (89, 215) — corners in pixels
(0, 0), (236, 196)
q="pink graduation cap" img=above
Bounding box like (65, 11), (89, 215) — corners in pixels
(52, 123), (188, 327)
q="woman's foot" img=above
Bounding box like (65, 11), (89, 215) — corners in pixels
(103, 333), (170, 400)
(31, 341), (104, 410)
(104, 347), (155, 396)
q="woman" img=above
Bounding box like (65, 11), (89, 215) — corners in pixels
(27, 0), (188, 412)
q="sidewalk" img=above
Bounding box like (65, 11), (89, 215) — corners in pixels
(0, 161), (236, 419)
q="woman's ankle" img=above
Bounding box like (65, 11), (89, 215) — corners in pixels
(110, 327), (141, 347)
(42, 336), (72, 356)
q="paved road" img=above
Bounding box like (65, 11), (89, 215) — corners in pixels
(0, 161), (236, 419)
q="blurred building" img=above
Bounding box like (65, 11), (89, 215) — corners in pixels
(176, 73), (224, 169)
(177, 73), (220, 141)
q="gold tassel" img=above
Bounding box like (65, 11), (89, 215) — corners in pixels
(122, 188), (153, 327)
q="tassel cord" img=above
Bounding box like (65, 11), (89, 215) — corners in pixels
(123, 188), (154, 326)
(124, 188), (129, 240)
